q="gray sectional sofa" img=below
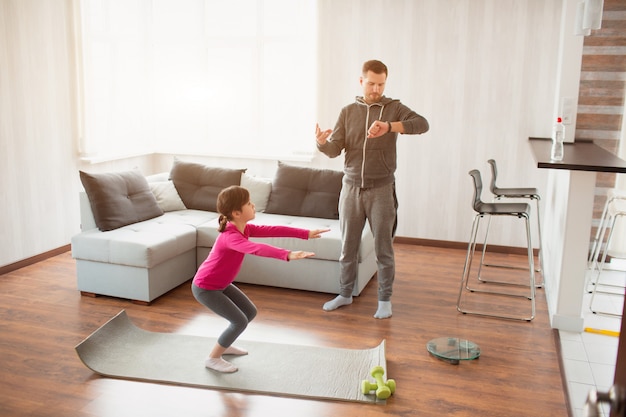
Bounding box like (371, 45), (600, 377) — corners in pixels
(71, 160), (377, 304)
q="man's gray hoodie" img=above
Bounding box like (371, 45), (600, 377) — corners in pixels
(317, 96), (429, 189)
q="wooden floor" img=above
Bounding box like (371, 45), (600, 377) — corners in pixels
(0, 243), (569, 417)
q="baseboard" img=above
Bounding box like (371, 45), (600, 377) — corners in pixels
(0, 244), (71, 276)
(393, 236), (540, 257)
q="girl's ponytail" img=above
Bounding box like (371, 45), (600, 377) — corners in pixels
(218, 214), (229, 232)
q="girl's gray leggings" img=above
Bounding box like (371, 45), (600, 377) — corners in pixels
(192, 283), (257, 348)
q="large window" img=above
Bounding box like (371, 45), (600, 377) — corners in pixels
(78, 0), (317, 161)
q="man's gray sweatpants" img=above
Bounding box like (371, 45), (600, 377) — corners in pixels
(338, 180), (398, 301)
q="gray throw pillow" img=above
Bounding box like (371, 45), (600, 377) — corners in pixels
(169, 160), (246, 212)
(265, 161), (343, 219)
(79, 169), (164, 231)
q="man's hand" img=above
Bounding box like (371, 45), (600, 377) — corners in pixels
(367, 120), (391, 138)
(289, 251), (315, 260)
(315, 123), (332, 145)
(309, 228), (330, 239)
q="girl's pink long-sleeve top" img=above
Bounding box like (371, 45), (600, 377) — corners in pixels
(193, 222), (310, 290)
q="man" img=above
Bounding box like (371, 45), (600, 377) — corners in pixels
(315, 59), (429, 319)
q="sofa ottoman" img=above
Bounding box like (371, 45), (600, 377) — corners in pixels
(72, 190), (219, 303)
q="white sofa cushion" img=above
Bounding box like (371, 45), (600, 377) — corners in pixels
(241, 173), (272, 212)
(149, 181), (187, 212)
(71, 210), (218, 268)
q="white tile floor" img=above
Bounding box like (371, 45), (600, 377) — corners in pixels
(559, 261), (624, 417)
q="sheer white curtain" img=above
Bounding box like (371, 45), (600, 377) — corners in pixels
(78, 0), (317, 161)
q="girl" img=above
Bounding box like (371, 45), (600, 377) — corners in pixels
(192, 185), (329, 373)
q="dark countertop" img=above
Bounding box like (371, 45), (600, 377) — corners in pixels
(529, 137), (626, 173)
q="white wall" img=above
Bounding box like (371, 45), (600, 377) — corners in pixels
(0, 0), (565, 268)
(0, 0), (79, 265)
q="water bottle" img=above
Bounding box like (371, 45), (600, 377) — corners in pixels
(551, 117), (564, 161)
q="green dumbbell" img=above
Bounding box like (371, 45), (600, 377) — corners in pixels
(361, 366), (396, 399)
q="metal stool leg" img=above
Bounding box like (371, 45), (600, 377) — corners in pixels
(534, 196), (544, 283)
(478, 199), (541, 288)
(588, 195), (612, 267)
(589, 208), (625, 318)
(458, 214), (482, 299)
(589, 190), (626, 269)
(588, 203), (613, 290)
(470, 214), (536, 299)
(457, 212), (535, 321)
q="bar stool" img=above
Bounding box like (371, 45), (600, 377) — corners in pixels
(457, 169), (536, 321)
(588, 197), (626, 317)
(588, 189), (626, 268)
(480, 159), (543, 286)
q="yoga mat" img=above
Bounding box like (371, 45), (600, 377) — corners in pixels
(75, 310), (388, 404)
